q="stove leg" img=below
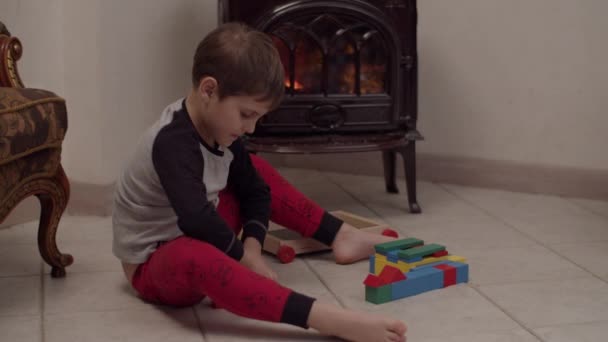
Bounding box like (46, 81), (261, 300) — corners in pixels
(382, 150), (399, 193)
(397, 142), (421, 214)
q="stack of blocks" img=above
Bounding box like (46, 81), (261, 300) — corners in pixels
(364, 238), (469, 304)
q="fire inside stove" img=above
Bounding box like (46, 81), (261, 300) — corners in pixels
(271, 23), (388, 96)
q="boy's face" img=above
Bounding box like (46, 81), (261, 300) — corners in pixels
(204, 94), (272, 147)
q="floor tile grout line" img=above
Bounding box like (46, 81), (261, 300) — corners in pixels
(532, 318), (608, 330)
(320, 171), (396, 221)
(302, 259), (348, 309)
(322, 175), (608, 308)
(438, 184), (608, 286)
(470, 275), (602, 288)
(191, 306), (208, 342)
(42, 306), (165, 317)
(0, 273), (45, 279)
(565, 197), (608, 221)
(323, 174), (608, 286)
(471, 285), (545, 342)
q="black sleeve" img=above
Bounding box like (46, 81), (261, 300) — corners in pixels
(227, 139), (271, 246)
(152, 129), (244, 260)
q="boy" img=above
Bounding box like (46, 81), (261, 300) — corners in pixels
(113, 22), (407, 342)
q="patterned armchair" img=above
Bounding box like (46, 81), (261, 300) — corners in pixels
(0, 22), (73, 277)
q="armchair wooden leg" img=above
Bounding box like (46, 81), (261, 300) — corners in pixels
(36, 165), (73, 278)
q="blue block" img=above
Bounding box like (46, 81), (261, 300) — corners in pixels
(402, 255), (423, 263)
(446, 261), (469, 284)
(410, 260), (451, 272)
(369, 254), (375, 274)
(391, 266), (443, 300)
(386, 250), (400, 263)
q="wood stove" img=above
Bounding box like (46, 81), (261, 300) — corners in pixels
(220, 0), (423, 213)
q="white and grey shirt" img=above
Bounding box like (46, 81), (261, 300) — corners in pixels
(112, 99), (270, 264)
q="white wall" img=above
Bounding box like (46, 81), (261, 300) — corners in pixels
(2, 0), (216, 184)
(1, 0), (606, 188)
(417, 0), (608, 171)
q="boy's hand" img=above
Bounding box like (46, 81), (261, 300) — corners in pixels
(241, 238), (278, 281)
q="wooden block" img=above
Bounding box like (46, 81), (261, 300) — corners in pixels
(391, 266), (443, 300)
(365, 285), (392, 304)
(396, 261), (413, 273)
(369, 254), (375, 274)
(379, 265), (406, 283)
(375, 259), (408, 275)
(386, 250), (400, 263)
(398, 244), (446, 260)
(363, 274), (383, 288)
(406, 255), (467, 269)
(411, 259), (453, 270)
(374, 254), (388, 275)
(447, 255), (467, 263)
(375, 253), (388, 263)
(432, 250), (449, 257)
(405, 256), (423, 262)
(446, 261), (469, 284)
(375, 237), (424, 253)
(433, 264), (457, 287)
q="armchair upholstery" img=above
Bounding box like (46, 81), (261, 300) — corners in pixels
(0, 22), (73, 277)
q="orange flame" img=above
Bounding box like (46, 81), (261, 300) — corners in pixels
(285, 78), (304, 91)
(286, 64), (384, 94)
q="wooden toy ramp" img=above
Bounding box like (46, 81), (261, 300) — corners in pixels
(262, 210), (397, 263)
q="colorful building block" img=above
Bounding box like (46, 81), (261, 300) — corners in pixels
(432, 250), (449, 257)
(369, 254), (375, 274)
(404, 256), (423, 262)
(365, 284), (392, 304)
(434, 263), (457, 287)
(363, 274), (383, 288)
(364, 237), (469, 304)
(398, 243), (446, 260)
(375, 238), (424, 253)
(373, 253), (467, 275)
(386, 250), (401, 263)
(446, 261), (469, 284)
(391, 266), (443, 299)
(379, 265), (406, 283)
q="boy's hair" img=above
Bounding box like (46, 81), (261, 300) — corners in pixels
(192, 22), (285, 110)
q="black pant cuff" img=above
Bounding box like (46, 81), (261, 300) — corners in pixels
(280, 291), (316, 329)
(312, 211), (344, 246)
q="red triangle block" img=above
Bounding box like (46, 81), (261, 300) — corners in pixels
(379, 265), (407, 284)
(363, 274), (383, 288)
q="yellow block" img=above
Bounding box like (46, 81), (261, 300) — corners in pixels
(373, 253), (467, 275)
(374, 254), (388, 275)
(395, 261), (412, 273)
(447, 255), (467, 263)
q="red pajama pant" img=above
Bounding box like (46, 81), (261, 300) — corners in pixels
(131, 155), (343, 328)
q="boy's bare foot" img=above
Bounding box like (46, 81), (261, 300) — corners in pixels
(308, 301), (407, 342)
(332, 223), (398, 264)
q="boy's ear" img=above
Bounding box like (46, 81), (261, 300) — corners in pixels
(198, 76), (218, 100)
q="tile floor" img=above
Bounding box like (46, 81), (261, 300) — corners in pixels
(1, 168), (608, 341)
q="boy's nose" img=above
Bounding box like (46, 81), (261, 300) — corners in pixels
(243, 123), (255, 134)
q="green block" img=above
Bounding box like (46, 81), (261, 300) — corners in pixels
(398, 243), (445, 260)
(365, 285), (393, 304)
(374, 238), (424, 253)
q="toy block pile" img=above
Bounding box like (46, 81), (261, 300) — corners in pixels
(364, 238), (469, 304)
